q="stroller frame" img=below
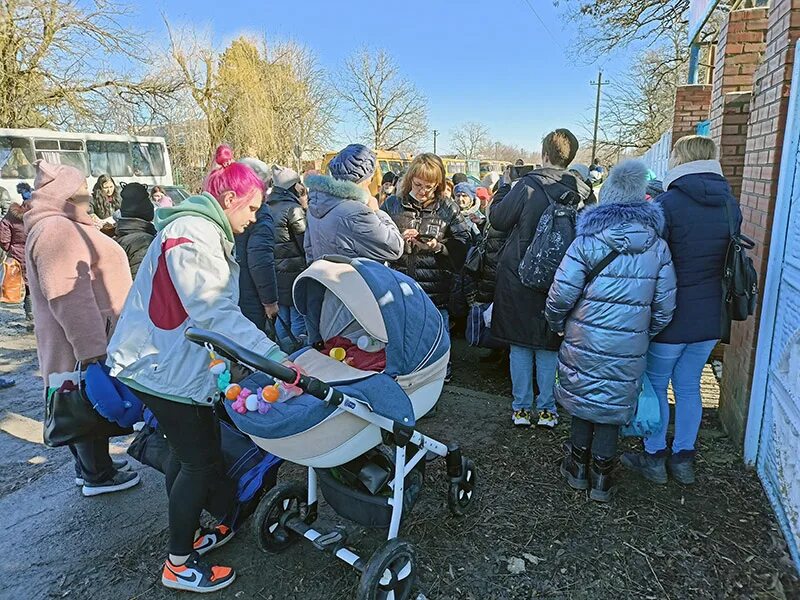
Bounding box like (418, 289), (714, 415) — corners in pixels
(186, 327), (476, 600)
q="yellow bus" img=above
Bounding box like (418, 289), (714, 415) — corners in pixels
(320, 150), (412, 196)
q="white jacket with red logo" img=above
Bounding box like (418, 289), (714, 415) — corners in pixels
(107, 193), (285, 404)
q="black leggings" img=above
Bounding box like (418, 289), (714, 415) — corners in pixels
(135, 391), (235, 555)
(570, 416), (619, 458)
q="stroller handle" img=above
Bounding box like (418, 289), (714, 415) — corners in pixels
(185, 327), (343, 406)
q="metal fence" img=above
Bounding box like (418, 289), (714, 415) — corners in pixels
(640, 130), (672, 180)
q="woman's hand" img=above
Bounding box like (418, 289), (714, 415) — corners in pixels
(413, 238), (440, 253)
(402, 228), (419, 242)
(80, 355), (106, 369)
(263, 302), (279, 319)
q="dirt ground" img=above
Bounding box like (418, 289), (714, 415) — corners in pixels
(0, 304), (798, 600)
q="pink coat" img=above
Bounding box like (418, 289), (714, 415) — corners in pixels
(24, 197), (132, 386)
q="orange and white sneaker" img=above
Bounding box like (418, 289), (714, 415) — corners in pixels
(193, 524), (234, 556)
(161, 552), (236, 593)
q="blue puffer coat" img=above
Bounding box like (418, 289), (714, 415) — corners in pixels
(654, 160), (742, 344)
(545, 201), (677, 425)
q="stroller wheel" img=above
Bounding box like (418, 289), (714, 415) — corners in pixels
(447, 458), (476, 517)
(357, 538), (417, 600)
(252, 481), (308, 554)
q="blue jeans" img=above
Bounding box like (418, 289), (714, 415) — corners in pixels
(509, 345), (558, 413)
(643, 339), (719, 454)
(276, 305), (306, 342)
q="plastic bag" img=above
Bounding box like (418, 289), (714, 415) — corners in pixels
(621, 374), (662, 438)
(1, 258), (24, 304)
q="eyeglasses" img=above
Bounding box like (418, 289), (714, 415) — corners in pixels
(411, 179), (437, 193)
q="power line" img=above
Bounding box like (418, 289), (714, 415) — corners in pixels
(590, 70), (610, 165)
(519, 0), (561, 47)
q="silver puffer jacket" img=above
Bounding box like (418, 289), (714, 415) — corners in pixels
(545, 201), (677, 425)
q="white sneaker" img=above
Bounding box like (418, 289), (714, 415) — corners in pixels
(512, 409), (532, 427)
(537, 410), (559, 429)
(75, 458), (131, 486)
(82, 470), (140, 497)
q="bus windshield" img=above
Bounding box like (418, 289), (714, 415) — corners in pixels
(0, 136), (36, 179)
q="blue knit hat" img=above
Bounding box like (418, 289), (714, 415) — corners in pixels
(598, 159), (649, 205)
(329, 144), (376, 183)
(453, 182), (476, 200)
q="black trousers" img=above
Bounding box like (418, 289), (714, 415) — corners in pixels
(570, 416), (619, 458)
(70, 437), (114, 483)
(134, 390), (235, 555)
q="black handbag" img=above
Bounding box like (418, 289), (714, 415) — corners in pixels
(43, 366), (132, 448)
(463, 236), (486, 274)
(721, 199), (757, 342)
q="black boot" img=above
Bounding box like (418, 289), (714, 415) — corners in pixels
(560, 443), (590, 490)
(620, 449), (668, 484)
(589, 455), (615, 503)
(667, 450), (696, 485)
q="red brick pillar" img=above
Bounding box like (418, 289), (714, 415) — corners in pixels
(710, 8), (769, 199)
(720, 0), (800, 445)
(672, 85), (713, 143)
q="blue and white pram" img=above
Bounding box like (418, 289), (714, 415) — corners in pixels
(186, 256), (477, 600)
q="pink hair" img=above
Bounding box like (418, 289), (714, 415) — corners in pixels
(203, 145), (265, 208)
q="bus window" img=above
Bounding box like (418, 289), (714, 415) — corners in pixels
(388, 161), (404, 175)
(34, 139), (88, 174)
(378, 160), (391, 174)
(0, 136), (35, 178)
(132, 142), (166, 177)
(87, 140), (132, 177)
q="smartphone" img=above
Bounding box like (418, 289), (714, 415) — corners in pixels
(510, 164), (536, 181)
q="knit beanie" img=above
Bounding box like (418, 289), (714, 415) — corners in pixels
(598, 159), (649, 205)
(453, 182), (476, 200)
(452, 173), (468, 185)
(329, 144), (376, 183)
(568, 163), (590, 183)
(32, 160), (85, 204)
(120, 183), (154, 221)
(238, 157), (271, 185)
(382, 171), (397, 185)
(271, 165), (301, 190)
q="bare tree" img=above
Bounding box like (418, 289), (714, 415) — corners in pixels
(334, 48), (428, 151)
(479, 140), (542, 165)
(450, 122), (490, 159)
(0, 0), (180, 128)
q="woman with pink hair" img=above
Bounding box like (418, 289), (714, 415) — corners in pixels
(108, 145), (288, 594)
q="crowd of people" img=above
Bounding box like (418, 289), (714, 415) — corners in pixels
(0, 126), (742, 593)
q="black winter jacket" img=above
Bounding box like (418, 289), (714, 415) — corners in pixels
(382, 194), (472, 308)
(236, 203), (278, 331)
(268, 187), (307, 306)
(490, 168), (592, 349)
(475, 184), (511, 304)
(115, 217), (156, 280)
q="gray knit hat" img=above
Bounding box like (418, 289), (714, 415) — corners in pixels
(598, 159), (649, 205)
(328, 144), (376, 183)
(271, 165), (301, 190)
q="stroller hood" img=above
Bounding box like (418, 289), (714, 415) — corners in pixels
(293, 257), (450, 377)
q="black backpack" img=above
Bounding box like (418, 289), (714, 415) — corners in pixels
(721, 198), (757, 339)
(518, 187), (579, 292)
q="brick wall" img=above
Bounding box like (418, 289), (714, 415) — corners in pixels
(710, 8), (769, 199)
(720, 0), (800, 445)
(672, 85), (712, 143)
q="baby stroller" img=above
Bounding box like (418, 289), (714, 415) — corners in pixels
(186, 256), (477, 600)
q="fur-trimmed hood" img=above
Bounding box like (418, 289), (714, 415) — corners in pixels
(4, 202), (28, 222)
(577, 200), (665, 254)
(305, 174), (371, 219)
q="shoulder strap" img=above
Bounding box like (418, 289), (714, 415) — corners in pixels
(585, 250), (620, 287)
(723, 197), (735, 239)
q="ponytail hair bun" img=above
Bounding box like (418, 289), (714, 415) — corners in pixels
(215, 144), (235, 168)
(203, 144), (265, 207)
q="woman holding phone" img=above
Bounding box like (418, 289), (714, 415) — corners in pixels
(382, 154), (472, 382)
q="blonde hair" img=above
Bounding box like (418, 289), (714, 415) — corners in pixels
(400, 153), (446, 199)
(672, 135), (717, 167)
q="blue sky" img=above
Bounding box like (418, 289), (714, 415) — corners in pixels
(130, 0), (633, 154)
